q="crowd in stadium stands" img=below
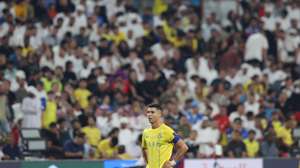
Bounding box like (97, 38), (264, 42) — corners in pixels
(0, 0), (300, 161)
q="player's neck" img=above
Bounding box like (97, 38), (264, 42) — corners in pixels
(151, 120), (163, 129)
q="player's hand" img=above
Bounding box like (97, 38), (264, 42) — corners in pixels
(162, 161), (174, 168)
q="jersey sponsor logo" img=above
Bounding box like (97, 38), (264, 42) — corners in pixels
(146, 141), (162, 148)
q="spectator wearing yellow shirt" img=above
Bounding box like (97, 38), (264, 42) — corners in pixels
(153, 0), (168, 15)
(41, 69), (62, 93)
(14, 0), (29, 21)
(271, 112), (282, 134)
(104, 26), (126, 45)
(243, 130), (259, 157)
(81, 116), (101, 147)
(97, 137), (119, 159)
(276, 120), (295, 147)
(21, 38), (34, 58)
(74, 79), (91, 109)
(243, 75), (265, 95)
(43, 91), (57, 128)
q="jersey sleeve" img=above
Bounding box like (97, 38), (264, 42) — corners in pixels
(165, 127), (180, 144)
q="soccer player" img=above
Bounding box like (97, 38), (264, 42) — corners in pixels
(142, 103), (188, 168)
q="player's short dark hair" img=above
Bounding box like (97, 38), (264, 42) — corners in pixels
(146, 103), (163, 111)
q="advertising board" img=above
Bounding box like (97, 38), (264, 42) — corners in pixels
(264, 158), (299, 168)
(21, 160), (103, 168)
(184, 159), (263, 168)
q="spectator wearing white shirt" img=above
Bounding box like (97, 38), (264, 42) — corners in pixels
(244, 94), (260, 115)
(79, 59), (95, 79)
(96, 105), (114, 138)
(65, 16), (78, 35)
(33, 81), (47, 112)
(263, 63), (287, 84)
(36, 21), (50, 42)
(40, 46), (55, 70)
(185, 55), (201, 79)
(244, 111), (256, 131)
(9, 23), (26, 47)
(199, 56), (218, 85)
(68, 48), (84, 75)
(0, 22), (9, 38)
(127, 50), (145, 82)
(229, 104), (247, 125)
(277, 29), (298, 63)
(201, 15), (221, 42)
(73, 5), (87, 34)
(117, 118), (140, 158)
(261, 11), (276, 31)
(151, 40), (174, 61)
(99, 52), (121, 75)
(276, 10), (291, 31)
(28, 26), (42, 50)
(83, 42), (100, 62)
(244, 31), (269, 65)
(21, 87), (42, 128)
(54, 45), (68, 70)
(194, 120), (220, 157)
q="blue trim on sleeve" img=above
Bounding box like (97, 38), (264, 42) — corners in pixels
(172, 133), (180, 144)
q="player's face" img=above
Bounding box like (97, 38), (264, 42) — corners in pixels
(146, 107), (161, 124)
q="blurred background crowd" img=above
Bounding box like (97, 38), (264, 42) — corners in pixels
(0, 0), (300, 161)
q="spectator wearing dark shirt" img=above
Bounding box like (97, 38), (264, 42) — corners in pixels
(260, 131), (279, 157)
(62, 61), (77, 84)
(164, 101), (184, 130)
(2, 135), (21, 160)
(57, 118), (71, 146)
(70, 119), (82, 139)
(75, 27), (89, 47)
(63, 132), (85, 159)
(185, 130), (199, 158)
(226, 131), (247, 158)
(211, 70), (232, 90)
(44, 122), (64, 159)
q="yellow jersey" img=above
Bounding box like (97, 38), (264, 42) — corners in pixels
(97, 138), (118, 158)
(153, 0), (168, 15)
(243, 139), (259, 157)
(277, 126), (293, 146)
(74, 88), (91, 109)
(82, 126), (101, 147)
(43, 100), (57, 128)
(41, 78), (62, 93)
(142, 124), (179, 168)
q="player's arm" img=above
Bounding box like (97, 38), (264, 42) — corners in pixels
(142, 148), (148, 164)
(164, 133), (188, 168)
(172, 139), (189, 161)
(141, 132), (148, 164)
